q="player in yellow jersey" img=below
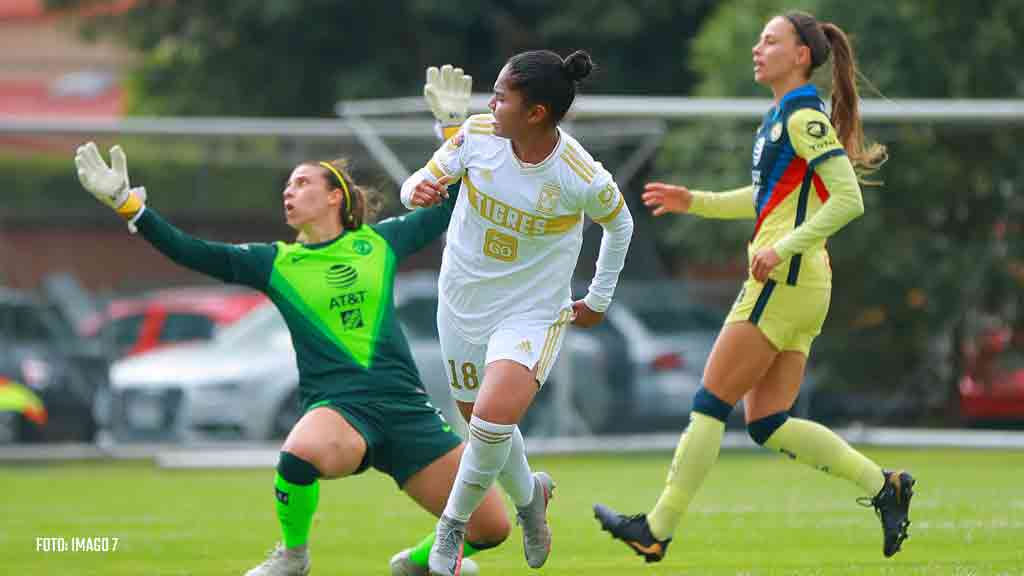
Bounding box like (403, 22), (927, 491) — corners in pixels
(594, 10), (915, 562)
(402, 50), (634, 576)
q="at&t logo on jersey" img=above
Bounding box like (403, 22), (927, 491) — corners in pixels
(325, 264), (358, 288)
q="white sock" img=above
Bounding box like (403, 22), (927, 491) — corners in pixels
(498, 426), (535, 508)
(443, 416), (514, 522)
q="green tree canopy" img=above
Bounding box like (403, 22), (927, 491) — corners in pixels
(48, 0), (718, 116)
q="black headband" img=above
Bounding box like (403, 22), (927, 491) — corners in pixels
(786, 14), (827, 68)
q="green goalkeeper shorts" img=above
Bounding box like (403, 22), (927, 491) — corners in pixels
(305, 393), (462, 487)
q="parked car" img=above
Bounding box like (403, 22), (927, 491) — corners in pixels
(100, 301), (298, 442)
(81, 286), (267, 359)
(604, 303), (721, 430)
(959, 326), (1024, 426)
(0, 287), (109, 442)
(101, 278), (480, 442)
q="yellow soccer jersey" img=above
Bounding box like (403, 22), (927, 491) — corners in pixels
(689, 84), (864, 288)
(405, 114), (630, 341)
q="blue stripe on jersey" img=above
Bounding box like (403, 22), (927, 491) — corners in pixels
(787, 170), (816, 286)
(780, 84), (820, 108)
(758, 142), (797, 215)
(809, 147), (846, 169)
(749, 279), (777, 325)
(787, 254), (803, 285)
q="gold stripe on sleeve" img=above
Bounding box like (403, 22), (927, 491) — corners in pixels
(426, 159), (445, 180)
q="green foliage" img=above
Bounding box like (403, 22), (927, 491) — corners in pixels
(691, 0), (820, 97)
(46, 0), (720, 116)
(0, 144), (288, 223)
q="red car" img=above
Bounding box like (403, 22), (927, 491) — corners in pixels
(81, 286), (268, 358)
(959, 326), (1024, 424)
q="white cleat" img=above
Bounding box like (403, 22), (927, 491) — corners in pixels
(390, 547), (479, 576)
(428, 514), (467, 576)
(516, 471), (556, 569)
(244, 543), (310, 576)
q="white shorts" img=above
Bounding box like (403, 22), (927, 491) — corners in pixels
(437, 303), (573, 403)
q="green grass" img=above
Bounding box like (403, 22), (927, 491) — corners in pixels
(2, 448), (1022, 575)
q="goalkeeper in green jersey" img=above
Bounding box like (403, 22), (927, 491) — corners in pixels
(73, 67), (508, 576)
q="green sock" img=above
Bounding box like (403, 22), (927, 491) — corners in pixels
(764, 417), (884, 496)
(408, 532), (483, 566)
(275, 472), (320, 548)
(647, 412), (725, 540)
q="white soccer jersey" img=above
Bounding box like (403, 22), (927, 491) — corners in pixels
(401, 114), (632, 342)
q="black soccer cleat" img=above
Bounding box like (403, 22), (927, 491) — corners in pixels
(858, 469), (916, 558)
(593, 503), (671, 563)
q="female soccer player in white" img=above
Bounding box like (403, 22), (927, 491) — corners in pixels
(401, 50), (634, 575)
(593, 11), (914, 563)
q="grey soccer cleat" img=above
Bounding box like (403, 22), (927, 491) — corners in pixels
(428, 514), (467, 576)
(516, 471), (556, 569)
(244, 543), (310, 576)
(390, 548), (479, 576)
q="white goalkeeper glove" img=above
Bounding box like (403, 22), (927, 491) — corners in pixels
(424, 64), (472, 140)
(74, 142), (147, 232)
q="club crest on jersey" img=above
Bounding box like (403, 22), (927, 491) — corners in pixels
(769, 121), (783, 142)
(351, 238), (373, 255)
(598, 183), (618, 210)
(752, 136), (766, 165)
(536, 182), (561, 214)
(480, 168), (493, 182)
(806, 120), (828, 138)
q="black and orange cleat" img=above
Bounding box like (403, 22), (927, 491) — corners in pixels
(859, 469), (916, 558)
(593, 503), (671, 563)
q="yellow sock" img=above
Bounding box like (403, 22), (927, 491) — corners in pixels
(647, 412), (724, 540)
(764, 417), (884, 496)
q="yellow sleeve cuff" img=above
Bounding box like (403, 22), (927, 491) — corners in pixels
(442, 126), (461, 141)
(115, 191), (144, 220)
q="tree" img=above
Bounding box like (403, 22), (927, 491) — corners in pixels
(47, 0), (718, 116)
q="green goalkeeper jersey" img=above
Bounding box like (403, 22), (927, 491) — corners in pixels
(135, 188), (458, 406)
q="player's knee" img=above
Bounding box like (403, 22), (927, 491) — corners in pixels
(692, 386), (734, 423)
(467, 512), (511, 546)
(277, 451), (322, 485)
(747, 412), (789, 446)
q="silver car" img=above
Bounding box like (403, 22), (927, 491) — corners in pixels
(99, 303), (299, 442)
(99, 278), (471, 443)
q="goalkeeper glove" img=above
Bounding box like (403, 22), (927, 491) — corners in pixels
(424, 64), (472, 141)
(74, 142), (147, 232)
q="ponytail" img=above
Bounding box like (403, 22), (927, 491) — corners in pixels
(819, 22), (887, 180)
(310, 158), (382, 230)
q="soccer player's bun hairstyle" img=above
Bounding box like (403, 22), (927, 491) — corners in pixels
(784, 11), (887, 179)
(306, 158), (382, 229)
(506, 49), (595, 125)
(562, 50), (594, 83)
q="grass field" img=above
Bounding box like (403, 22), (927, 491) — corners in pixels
(3, 447), (1023, 575)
